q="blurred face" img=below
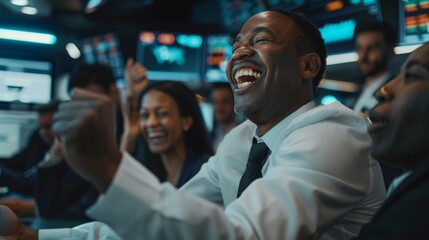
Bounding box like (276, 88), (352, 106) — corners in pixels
(356, 31), (391, 78)
(368, 44), (429, 169)
(38, 112), (54, 145)
(212, 87), (235, 124)
(226, 11), (305, 123)
(140, 90), (191, 155)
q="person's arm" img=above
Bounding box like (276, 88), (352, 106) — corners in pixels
(120, 58), (148, 153)
(0, 197), (35, 216)
(39, 222), (121, 240)
(0, 205), (38, 240)
(87, 120), (382, 239)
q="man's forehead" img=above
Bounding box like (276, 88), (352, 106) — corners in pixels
(239, 11), (293, 34)
(356, 32), (385, 44)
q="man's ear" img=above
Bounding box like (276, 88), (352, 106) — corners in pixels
(299, 53), (321, 81)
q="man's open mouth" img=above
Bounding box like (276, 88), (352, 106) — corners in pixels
(233, 67), (262, 89)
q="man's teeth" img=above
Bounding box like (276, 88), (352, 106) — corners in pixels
(237, 81), (252, 88)
(234, 69), (261, 81)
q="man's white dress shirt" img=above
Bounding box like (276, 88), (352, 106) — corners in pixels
(40, 102), (386, 240)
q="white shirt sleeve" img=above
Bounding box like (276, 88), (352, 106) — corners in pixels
(86, 152), (242, 240)
(39, 222), (120, 240)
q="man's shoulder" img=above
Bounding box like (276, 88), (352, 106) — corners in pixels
(293, 102), (368, 130)
(223, 120), (255, 139)
(270, 102), (370, 149)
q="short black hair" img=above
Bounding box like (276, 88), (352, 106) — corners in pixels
(67, 63), (115, 94)
(268, 9), (327, 93)
(35, 100), (59, 114)
(354, 21), (398, 48)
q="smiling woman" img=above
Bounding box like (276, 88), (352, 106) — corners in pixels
(123, 80), (213, 188)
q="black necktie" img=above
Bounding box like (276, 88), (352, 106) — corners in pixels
(237, 138), (270, 197)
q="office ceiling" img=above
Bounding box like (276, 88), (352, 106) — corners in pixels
(0, 0), (221, 36)
(0, 0), (222, 76)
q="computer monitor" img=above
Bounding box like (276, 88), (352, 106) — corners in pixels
(203, 34), (233, 83)
(399, 0), (429, 45)
(267, 0), (383, 54)
(136, 31), (204, 83)
(0, 57), (52, 105)
(218, 0), (268, 32)
(81, 32), (125, 87)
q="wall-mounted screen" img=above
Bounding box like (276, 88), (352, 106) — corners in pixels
(218, 0), (268, 32)
(399, 0), (429, 45)
(81, 33), (125, 87)
(267, 0), (383, 54)
(0, 58), (52, 105)
(203, 34), (233, 83)
(136, 31), (204, 83)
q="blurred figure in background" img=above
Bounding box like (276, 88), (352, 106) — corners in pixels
(33, 63), (122, 220)
(121, 59), (212, 187)
(0, 63), (121, 220)
(357, 42), (429, 239)
(210, 82), (239, 151)
(353, 21), (397, 114)
(0, 101), (58, 196)
(353, 21), (403, 189)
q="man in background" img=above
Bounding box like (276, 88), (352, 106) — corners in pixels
(210, 82), (239, 151)
(0, 102), (58, 196)
(353, 21), (397, 113)
(353, 21), (403, 190)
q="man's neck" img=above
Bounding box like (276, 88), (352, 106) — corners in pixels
(253, 99), (309, 137)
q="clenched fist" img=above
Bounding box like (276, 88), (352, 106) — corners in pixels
(53, 88), (122, 193)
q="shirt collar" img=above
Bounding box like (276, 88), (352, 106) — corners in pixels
(386, 170), (413, 197)
(366, 72), (392, 92)
(255, 101), (316, 151)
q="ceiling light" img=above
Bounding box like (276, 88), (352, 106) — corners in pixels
(21, 6), (38, 15)
(10, 0), (28, 6)
(66, 43), (81, 59)
(85, 0), (106, 13)
(0, 28), (57, 45)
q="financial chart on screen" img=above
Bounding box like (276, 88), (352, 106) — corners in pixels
(264, 0), (383, 54)
(81, 33), (125, 87)
(399, 0), (429, 45)
(203, 34), (233, 83)
(136, 31), (204, 83)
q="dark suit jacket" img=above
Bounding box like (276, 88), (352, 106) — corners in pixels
(35, 160), (98, 220)
(0, 130), (50, 195)
(357, 159), (429, 239)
